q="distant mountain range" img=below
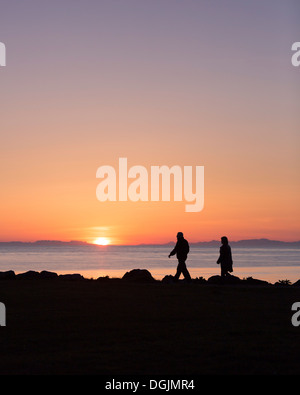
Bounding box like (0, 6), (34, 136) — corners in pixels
(0, 238), (300, 248)
(191, 239), (300, 248)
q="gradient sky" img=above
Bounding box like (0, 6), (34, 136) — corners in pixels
(1, 0), (299, 244)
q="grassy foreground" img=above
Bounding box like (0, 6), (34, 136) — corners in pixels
(0, 278), (300, 375)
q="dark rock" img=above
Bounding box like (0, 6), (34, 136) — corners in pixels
(58, 273), (85, 280)
(293, 279), (300, 286)
(207, 274), (241, 284)
(226, 275), (242, 284)
(0, 270), (16, 280)
(96, 276), (122, 284)
(16, 270), (40, 279)
(40, 270), (58, 279)
(161, 275), (175, 284)
(207, 275), (221, 284)
(243, 277), (270, 286)
(122, 269), (156, 283)
(96, 275), (110, 282)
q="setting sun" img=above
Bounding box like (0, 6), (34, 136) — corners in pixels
(93, 237), (110, 246)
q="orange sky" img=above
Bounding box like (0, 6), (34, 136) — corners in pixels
(1, 2), (299, 244)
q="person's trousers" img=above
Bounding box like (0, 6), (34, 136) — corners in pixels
(174, 259), (191, 281)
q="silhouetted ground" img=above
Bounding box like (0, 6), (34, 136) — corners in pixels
(0, 277), (300, 375)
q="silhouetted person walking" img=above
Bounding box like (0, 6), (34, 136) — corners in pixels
(168, 232), (192, 282)
(217, 236), (233, 277)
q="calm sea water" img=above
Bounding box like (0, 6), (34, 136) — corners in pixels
(0, 244), (299, 283)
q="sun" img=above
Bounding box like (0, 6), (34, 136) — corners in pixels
(93, 237), (110, 246)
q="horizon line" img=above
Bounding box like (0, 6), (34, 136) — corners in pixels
(1, 238), (300, 246)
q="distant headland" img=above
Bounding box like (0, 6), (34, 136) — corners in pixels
(0, 238), (299, 248)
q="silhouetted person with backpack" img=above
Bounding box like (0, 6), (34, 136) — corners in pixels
(168, 232), (192, 282)
(217, 236), (233, 277)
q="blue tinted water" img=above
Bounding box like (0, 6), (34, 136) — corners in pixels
(0, 244), (299, 283)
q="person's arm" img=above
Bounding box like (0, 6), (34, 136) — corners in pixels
(168, 242), (178, 258)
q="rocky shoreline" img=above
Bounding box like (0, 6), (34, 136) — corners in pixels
(1, 268), (299, 287)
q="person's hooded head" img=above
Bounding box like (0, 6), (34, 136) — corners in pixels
(221, 236), (228, 245)
(177, 232), (184, 239)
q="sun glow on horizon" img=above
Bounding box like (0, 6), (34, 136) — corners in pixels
(93, 237), (110, 246)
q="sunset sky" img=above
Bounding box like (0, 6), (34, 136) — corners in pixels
(1, 0), (299, 244)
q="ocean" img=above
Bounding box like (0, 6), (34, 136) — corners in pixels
(0, 244), (299, 283)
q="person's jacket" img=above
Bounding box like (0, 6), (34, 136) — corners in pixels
(170, 238), (190, 260)
(217, 244), (233, 271)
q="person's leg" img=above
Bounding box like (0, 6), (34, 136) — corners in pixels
(221, 265), (229, 277)
(174, 261), (183, 281)
(174, 266), (180, 281)
(221, 265), (226, 277)
(179, 260), (192, 282)
(183, 267), (192, 281)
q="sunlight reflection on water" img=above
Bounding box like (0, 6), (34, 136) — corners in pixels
(0, 245), (299, 283)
